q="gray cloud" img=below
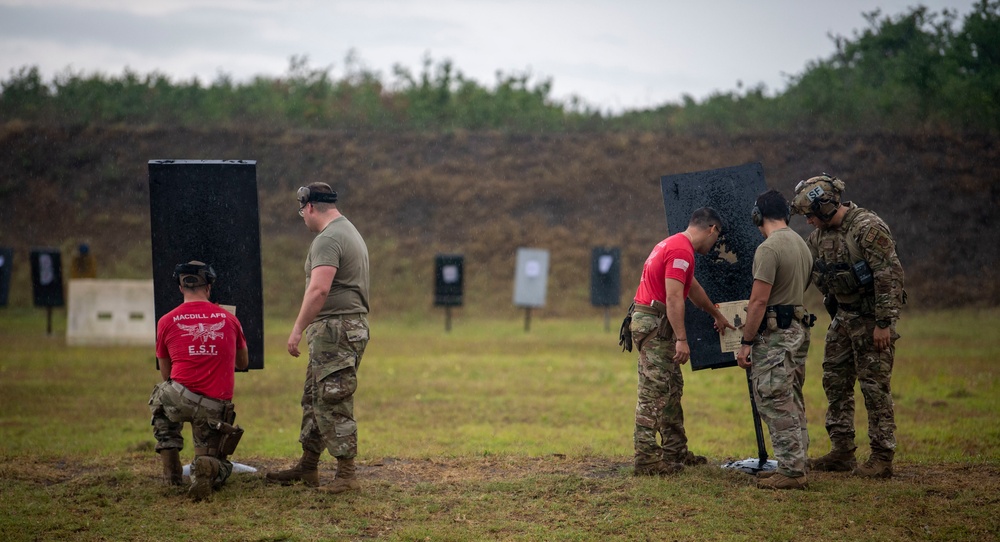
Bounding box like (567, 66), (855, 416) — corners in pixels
(0, 0), (976, 111)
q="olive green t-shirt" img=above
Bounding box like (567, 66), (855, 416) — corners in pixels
(752, 227), (813, 306)
(305, 216), (370, 321)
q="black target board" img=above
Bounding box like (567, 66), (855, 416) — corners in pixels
(590, 247), (621, 307)
(661, 162), (766, 371)
(148, 160), (264, 370)
(434, 254), (464, 306)
(30, 248), (64, 307)
(0, 247), (12, 307)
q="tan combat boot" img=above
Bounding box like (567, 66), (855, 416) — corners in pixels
(808, 443), (857, 472)
(853, 450), (893, 479)
(321, 457), (361, 494)
(189, 456), (219, 502)
(633, 460), (684, 476)
(757, 473), (808, 490)
(265, 450), (321, 487)
(159, 448), (183, 486)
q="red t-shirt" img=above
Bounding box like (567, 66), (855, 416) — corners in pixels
(155, 300), (247, 401)
(634, 233), (695, 305)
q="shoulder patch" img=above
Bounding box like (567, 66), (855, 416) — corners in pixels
(876, 234), (891, 251)
(862, 227), (894, 256)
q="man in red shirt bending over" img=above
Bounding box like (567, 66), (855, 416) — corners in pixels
(148, 261), (248, 501)
(630, 207), (735, 475)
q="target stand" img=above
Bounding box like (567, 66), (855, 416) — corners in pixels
(721, 367), (778, 475)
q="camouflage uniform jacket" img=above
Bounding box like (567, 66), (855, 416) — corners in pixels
(806, 202), (905, 324)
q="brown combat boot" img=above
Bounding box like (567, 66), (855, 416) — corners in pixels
(159, 448), (183, 486)
(189, 456), (219, 502)
(633, 460), (684, 476)
(265, 450), (321, 487)
(853, 451), (893, 479)
(321, 457), (361, 494)
(808, 444), (857, 472)
(680, 451), (708, 466)
(756, 473), (808, 490)
(665, 450), (707, 466)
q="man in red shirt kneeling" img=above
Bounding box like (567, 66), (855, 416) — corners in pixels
(148, 261), (249, 501)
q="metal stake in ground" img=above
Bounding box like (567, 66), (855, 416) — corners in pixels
(722, 366), (778, 474)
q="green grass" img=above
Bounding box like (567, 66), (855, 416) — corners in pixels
(1, 308), (999, 541)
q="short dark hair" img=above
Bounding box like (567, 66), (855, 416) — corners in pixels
(755, 189), (790, 223)
(689, 207), (724, 233)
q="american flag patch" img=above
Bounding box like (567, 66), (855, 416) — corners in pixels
(672, 259), (690, 271)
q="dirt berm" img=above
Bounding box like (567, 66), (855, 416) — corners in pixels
(1, 123), (996, 317)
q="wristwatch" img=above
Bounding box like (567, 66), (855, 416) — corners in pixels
(876, 319), (891, 329)
(740, 337), (755, 346)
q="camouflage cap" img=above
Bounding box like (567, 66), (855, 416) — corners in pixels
(790, 174), (845, 218)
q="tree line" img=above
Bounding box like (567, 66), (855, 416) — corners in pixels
(2, 2), (997, 133)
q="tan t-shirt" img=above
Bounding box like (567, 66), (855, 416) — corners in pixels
(752, 227), (813, 306)
(305, 216), (370, 320)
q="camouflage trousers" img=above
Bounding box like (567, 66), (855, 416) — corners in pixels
(630, 311), (690, 464)
(148, 381), (234, 485)
(750, 321), (810, 477)
(822, 312), (898, 456)
(299, 315), (369, 459)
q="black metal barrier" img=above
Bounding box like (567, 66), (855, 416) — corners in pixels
(660, 162), (767, 371)
(148, 160), (264, 370)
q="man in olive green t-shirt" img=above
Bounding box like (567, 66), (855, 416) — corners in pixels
(267, 182), (371, 494)
(737, 189), (814, 490)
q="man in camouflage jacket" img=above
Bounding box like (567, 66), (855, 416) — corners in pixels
(791, 174), (905, 478)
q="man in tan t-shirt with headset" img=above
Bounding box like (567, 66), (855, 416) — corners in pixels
(737, 189), (815, 490)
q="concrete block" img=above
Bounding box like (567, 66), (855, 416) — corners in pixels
(67, 279), (155, 346)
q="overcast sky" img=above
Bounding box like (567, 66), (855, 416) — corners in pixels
(0, 0), (972, 112)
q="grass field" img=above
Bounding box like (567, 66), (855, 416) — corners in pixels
(1, 307), (998, 541)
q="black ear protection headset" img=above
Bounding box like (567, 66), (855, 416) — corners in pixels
(297, 186), (338, 206)
(751, 204), (764, 227)
(173, 261), (216, 287)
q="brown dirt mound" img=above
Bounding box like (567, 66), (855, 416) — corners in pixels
(1, 124), (997, 314)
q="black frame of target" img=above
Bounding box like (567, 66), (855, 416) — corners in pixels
(590, 247), (621, 307)
(30, 247), (65, 307)
(434, 254), (464, 307)
(0, 247), (12, 307)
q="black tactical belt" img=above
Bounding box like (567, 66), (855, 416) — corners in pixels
(766, 304), (803, 312)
